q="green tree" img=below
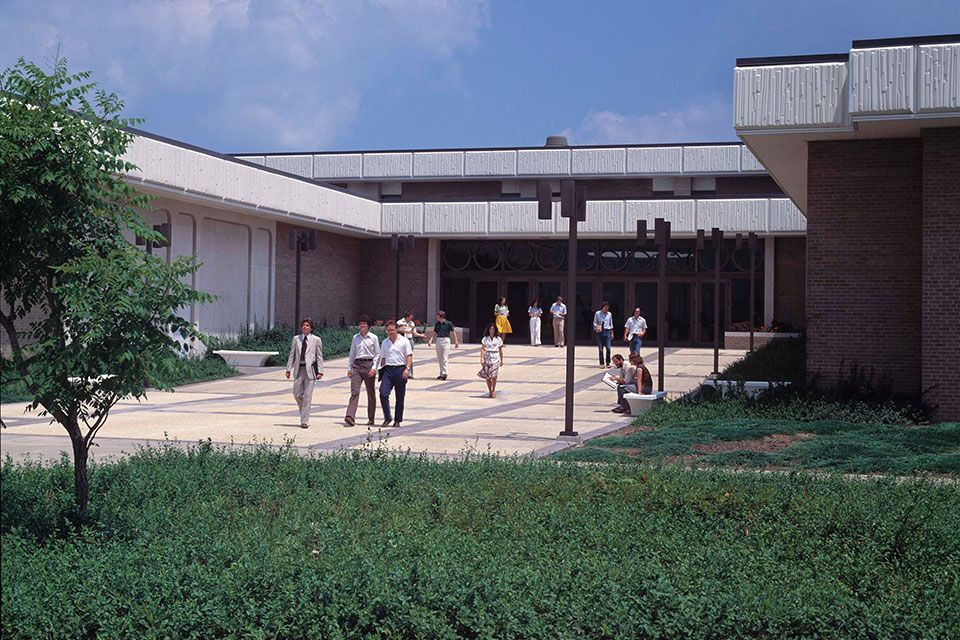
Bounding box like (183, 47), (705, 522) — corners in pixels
(0, 56), (214, 514)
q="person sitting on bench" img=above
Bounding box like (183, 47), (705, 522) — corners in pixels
(610, 353), (636, 414)
(613, 353), (654, 414)
(635, 354), (654, 395)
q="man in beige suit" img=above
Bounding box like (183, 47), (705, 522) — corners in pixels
(285, 318), (324, 428)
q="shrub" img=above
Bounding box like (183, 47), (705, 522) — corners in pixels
(209, 325), (387, 366)
(719, 337), (805, 384)
(2, 447), (959, 638)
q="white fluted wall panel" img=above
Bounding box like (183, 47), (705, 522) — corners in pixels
(697, 199), (768, 232)
(313, 154), (363, 179)
(363, 153), (413, 178)
(413, 152), (464, 177)
(683, 146), (741, 173)
(919, 44), (960, 113)
(424, 203), (488, 234)
(464, 150), (517, 176)
(734, 63), (848, 129)
(741, 146), (765, 172)
(571, 148), (626, 174)
(582, 201), (625, 233)
(850, 46), (914, 114)
(769, 198), (807, 232)
(626, 147), (683, 173)
(488, 201), (554, 234)
(517, 149), (570, 175)
(263, 155), (313, 178)
(625, 200), (696, 234)
(382, 203), (425, 234)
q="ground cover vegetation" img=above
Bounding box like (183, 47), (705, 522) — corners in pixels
(3, 446), (958, 638)
(1, 57), (211, 512)
(208, 324), (388, 367)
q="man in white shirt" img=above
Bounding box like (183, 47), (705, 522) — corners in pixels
(593, 301), (614, 368)
(344, 315), (380, 427)
(373, 319), (414, 427)
(623, 308), (648, 355)
(396, 312), (426, 378)
(549, 296), (567, 347)
(284, 318), (324, 429)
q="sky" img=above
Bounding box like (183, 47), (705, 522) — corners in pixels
(2, 1), (958, 153)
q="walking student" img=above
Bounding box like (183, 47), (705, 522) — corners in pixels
(550, 296), (567, 347)
(528, 298), (543, 346)
(478, 323), (504, 398)
(624, 307), (648, 354)
(285, 318), (324, 429)
(374, 320), (413, 427)
(396, 311), (426, 378)
(593, 301), (614, 368)
(426, 310), (459, 380)
(344, 315), (379, 427)
(494, 296), (512, 342)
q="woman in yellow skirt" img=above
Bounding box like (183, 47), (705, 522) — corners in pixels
(494, 296), (513, 341)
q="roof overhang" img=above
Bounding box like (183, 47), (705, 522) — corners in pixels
(734, 35), (960, 213)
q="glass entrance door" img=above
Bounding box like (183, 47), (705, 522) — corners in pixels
(699, 282), (729, 347)
(600, 281), (625, 330)
(574, 281), (594, 342)
(505, 280), (530, 343)
(474, 280), (499, 342)
(633, 282), (658, 342)
(667, 282), (693, 344)
(537, 280), (563, 345)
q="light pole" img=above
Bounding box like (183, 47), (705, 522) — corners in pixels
(391, 233), (415, 320)
(288, 228), (316, 328)
(655, 218), (671, 392)
(711, 227), (724, 375)
(536, 136), (585, 438)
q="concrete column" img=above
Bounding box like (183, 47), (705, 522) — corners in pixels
(763, 237), (775, 325)
(426, 238), (441, 316)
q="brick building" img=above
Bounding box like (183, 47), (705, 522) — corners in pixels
(735, 34), (959, 421)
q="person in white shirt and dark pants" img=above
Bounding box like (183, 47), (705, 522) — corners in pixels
(624, 308), (648, 355)
(285, 318), (324, 429)
(528, 298), (543, 346)
(374, 320), (413, 427)
(344, 315), (380, 427)
(593, 301), (614, 369)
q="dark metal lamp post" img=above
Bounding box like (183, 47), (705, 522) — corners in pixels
(288, 228), (317, 328)
(711, 227), (724, 375)
(391, 234), (415, 320)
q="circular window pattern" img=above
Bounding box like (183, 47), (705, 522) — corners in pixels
(536, 245), (566, 270)
(631, 249), (659, 272)
(443, 243), (471, 271)
(731, 247), (761, 272)
(474, 243), (502, 270)
(697, 247), (728, 272)
(505, 243), (534, 271)
(668, 248), (695, 272)
(600, 245), (630, 271)
(577, 244), (597, 271)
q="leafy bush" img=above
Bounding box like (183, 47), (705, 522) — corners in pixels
(3, 447), (959, 638)
(1, 358), (31, 404)
(720, 337), (805, 384)
(209, 325), (386, 366)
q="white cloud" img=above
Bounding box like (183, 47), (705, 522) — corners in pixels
(0, 0), (491, 150)
(561, 97), (737, 145)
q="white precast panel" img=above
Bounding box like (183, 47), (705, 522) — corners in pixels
(263, 155), (313, 178)
(849, 46), (914, 115)
(571, 148), (626, 174)
(517, 148), (570, 175)
(919, 44), (960, 113)
(625, 200), (696, 235)
(413, 152), (464, 177)
(768, 199), (807, 232)
(424, 202), (488, 234)
(582, 201), (625, 234)
(734, 63), (849, 129)
(197, 218), (250, 333)
(363, 152), (413, 178)
(488, 201), (554, 235)
(740, 146), (765, 172)
(697, 199), (768, 232)
(683, 146), (741, 173)
(382, 202), (425, 234)
(625, 147), (683, 174)
(464, 150), (517, 176)
(313, 154), (363, 179)
(251, 228), (273, 328)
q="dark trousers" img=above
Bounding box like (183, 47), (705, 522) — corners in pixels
(379, 365), (407, 423)
(617, 383), (638, 411)
(597, 330), (612, 365)
(629, 335), (643, 354)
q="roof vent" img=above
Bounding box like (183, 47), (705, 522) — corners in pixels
(544, 135), (568, 147)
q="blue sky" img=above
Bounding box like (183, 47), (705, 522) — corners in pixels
(2, 1), (957, 152)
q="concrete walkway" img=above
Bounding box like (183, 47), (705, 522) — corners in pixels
(0, 344), (744, 462)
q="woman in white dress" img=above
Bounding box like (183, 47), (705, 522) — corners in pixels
(478, 322), (504, 398)
(528, 298), (543, 346)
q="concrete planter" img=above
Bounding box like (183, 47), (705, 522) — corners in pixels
(701, 378), (791, 398)
(212, 350), (279, 367)
(724, 331), (801, 350)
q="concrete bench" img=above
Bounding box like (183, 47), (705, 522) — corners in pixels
(622, 391), (668, 415)
(701, 379), (791, 398)
(212, 350), (279, 367)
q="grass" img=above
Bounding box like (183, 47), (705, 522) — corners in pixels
(3, 446), (959, 638)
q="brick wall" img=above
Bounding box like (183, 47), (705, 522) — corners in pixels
(806, 139), (922, 394)
(274, 223), (365, 329)
(716, 176), (784, 196)
(397, 181), (502, 202)
(358, 238), (430, 324)
(921, 128), (960, 422)
(774, 237), (806, 329)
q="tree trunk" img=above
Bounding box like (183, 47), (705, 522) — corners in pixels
(70, 430), (89, 515)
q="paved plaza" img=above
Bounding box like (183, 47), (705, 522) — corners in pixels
(0, 344), (744, 462)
